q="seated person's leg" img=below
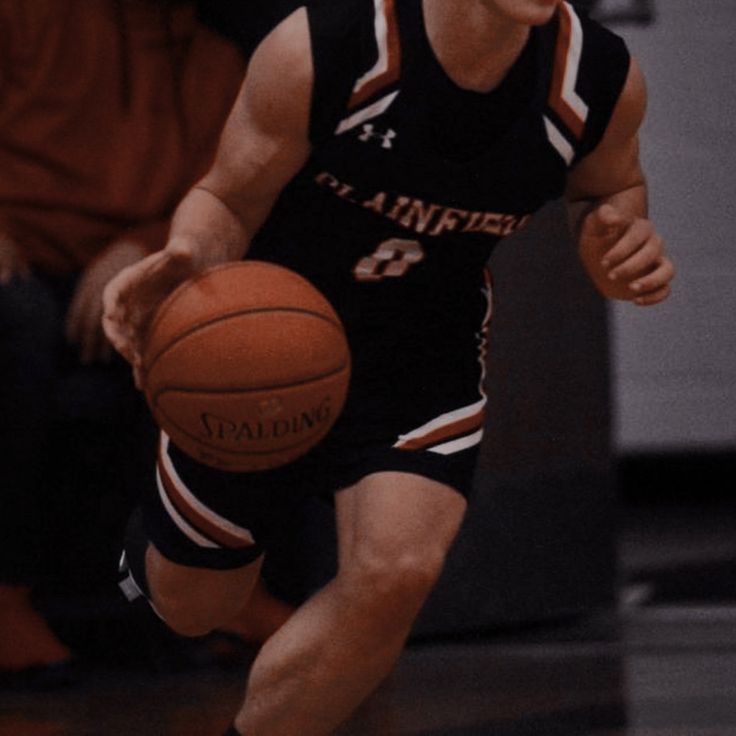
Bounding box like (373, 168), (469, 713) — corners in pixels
(0, 273), (72, 673)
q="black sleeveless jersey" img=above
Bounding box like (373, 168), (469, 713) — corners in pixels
(249, 0), (630, 368)
(138, 3), (635, 542)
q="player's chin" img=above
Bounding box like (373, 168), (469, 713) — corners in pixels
(484, 0), (560, 26)
(517, 0), (562, 25)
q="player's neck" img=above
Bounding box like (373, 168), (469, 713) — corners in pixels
(423, 0), (531, 93)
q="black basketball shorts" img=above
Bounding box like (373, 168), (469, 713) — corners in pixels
(141, 273), (493, 571)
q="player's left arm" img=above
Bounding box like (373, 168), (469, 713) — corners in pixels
(565, 57), (675, 306)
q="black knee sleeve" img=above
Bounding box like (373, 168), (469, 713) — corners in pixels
(118, 506), (153, 604)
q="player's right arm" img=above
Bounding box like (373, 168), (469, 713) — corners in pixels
(102, 7), (314, 378)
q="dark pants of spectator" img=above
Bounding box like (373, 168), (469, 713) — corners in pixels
(0, 272), (155, 590)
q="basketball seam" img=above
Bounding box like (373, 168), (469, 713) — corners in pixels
(148, 362), (350, 401)
(148, 261), (314, 333)
(144, 307), (347, 375)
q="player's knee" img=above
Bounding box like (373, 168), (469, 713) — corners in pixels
(149, 567), (249, 638)
(122, 508), (259, 638)
(392, 548), (448, 594)
(121, 554), (216, 638)
(346, 543), (449, 604)
(152, 592), (222, 638)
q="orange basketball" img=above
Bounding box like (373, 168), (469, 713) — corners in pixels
(142, 261), (351, 472)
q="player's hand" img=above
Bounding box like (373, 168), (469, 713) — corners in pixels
(66, 239), (148, 364)
(578, 203), (675, 306)
(0, 233), (31, 284)
(102, 243), (199, 388)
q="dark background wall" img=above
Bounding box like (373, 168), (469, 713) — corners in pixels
(414, 199), (617, 636)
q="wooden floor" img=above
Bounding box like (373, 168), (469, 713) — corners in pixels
(3, 601), (736, 735)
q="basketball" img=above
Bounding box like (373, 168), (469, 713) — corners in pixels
(141, 261), (351, 472)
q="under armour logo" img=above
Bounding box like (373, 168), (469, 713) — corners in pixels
(358, 124), (397, 149)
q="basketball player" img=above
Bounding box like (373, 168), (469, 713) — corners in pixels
(103, 1), (674, 733)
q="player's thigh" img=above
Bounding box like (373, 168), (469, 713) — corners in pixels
(335, 471), (467, 586)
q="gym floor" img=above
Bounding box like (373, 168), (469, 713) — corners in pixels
(3, 474), (736, 736)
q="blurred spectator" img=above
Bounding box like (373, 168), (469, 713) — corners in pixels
(573, 0), (601, 12)
(575, 0), (655, 25)
(0, 0), (247, 688)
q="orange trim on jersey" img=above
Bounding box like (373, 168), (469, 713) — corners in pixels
(157, 452), (253, 550)
(478, 268), (493, 378)
(395, 409), (486, 451)
(396, 272), (492, 453)
(348, 0), (401, 110)
(549, 3), (586, 140)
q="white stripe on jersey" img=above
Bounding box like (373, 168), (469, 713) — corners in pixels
(393, 398), (487, 454)
(352, 0), (393, 99)
(560, 3), (590, 127)
(430, 428), (486, 456)
(394, 398), (487, 448)
(158, 432), (255, 548)
(544, 115), (575, 165)
(156, 465), (219, 549)
(336, 90), (400, 135)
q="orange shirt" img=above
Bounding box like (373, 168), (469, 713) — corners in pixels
(0, 0), (246, 274)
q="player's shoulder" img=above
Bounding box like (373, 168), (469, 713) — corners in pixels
(536, 2), (632, 162)
(537, 2), (630, 68)
(563, 2), (631, 77)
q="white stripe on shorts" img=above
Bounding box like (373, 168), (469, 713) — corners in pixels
(158, 432), (255, 548)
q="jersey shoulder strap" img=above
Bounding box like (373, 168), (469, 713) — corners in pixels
(538, 2), (631, 166)
(307, 0), (402, 143)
